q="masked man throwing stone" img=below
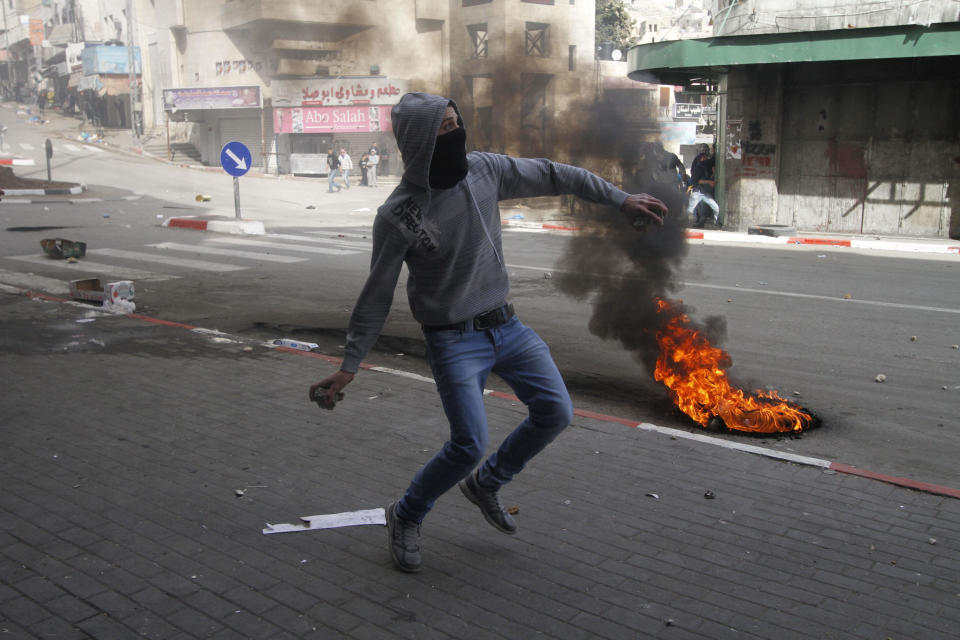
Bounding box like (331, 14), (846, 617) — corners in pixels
(310, 93), (667, 573)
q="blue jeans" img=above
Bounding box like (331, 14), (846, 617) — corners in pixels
(396, 316), (573, 523)
(328, 168), (340, 192)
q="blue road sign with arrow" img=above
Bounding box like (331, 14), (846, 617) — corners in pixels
(220, 141), (251, 177)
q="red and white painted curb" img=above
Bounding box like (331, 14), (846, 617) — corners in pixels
(0, 156), (36, 166)
(162, 217), (265, 235)
(688, 229), (960, 255)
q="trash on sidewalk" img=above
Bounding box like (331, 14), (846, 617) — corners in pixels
(195, 194), (211, 202)
(271, 338), (318, 352)
(70, 278), (135, 304)
(263, 508), (386, 535)
(41, 238), (86, 259)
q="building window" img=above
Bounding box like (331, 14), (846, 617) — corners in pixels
(463, 0), (492, 6)
(525, 22), (549, 57)
(568, 45), (576, 71)
(467, 24), (488, 58)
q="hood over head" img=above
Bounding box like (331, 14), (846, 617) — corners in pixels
(391, 92), (465, 188)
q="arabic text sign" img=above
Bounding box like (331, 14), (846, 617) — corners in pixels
(164, 86), (262, 111)
(273, 106), (394, 134)
(272, 78), (408, 107)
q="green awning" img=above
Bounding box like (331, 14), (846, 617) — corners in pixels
(627, 22), (960, 84)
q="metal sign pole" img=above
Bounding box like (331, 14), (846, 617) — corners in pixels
(233, 176), (241, 219)
(45, 138), (53, 182)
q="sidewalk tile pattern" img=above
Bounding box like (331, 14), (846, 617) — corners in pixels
(1, 293), (959, 639)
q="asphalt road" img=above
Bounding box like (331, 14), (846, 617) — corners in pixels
(1, 109), (958, 493)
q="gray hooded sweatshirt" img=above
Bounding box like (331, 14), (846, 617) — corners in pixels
(340, 92), (629, 373)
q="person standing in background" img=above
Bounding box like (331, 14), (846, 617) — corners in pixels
(327, 148), (341, 192)
(367, 146), (380, 187)
(338, 148), (353, 189)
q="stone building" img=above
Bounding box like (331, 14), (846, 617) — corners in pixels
(629, 0), (960, 238)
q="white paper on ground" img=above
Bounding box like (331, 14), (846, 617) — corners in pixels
(263, 508), (386, 535)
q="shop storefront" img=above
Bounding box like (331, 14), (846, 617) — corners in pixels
(271, 77), (407, 176)
(163, 86), (264, 168)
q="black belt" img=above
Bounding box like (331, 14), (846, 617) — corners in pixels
(422, 303), (515, 333)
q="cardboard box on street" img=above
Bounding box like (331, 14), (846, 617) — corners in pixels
(70, 278), (135, 303)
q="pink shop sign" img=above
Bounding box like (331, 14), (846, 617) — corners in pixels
(273, 106), (394, 134)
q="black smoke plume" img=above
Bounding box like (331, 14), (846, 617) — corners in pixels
(553, 100), (727, 377)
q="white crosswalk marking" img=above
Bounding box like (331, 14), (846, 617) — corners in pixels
(63, 143), (82, 153)
(0, 269), (71, 295)
(86, 146), (106, 153)
(265, 233), (371, 250)
(88, 248), (246, 272)
(7, 255), (176, 281)
(207, 237), (362, 255)
(19, 142), (35, 150)
(147, 242), (309, 263)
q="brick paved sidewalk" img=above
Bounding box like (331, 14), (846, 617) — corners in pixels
(1, 291), (958, 639)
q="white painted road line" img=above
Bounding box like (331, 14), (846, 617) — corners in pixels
(507, 263), (960, 316)
(7, 255), (177, 281)
(19, 142), (35, 150)
(147, 242), (309, 264)
(683, 282), (960, 315)
(207, 237), (362, 255)
(63, 144), (81, 152)
(88, 248), (246, 272)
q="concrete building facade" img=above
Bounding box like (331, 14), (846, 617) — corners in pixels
(629, 0), (960, 238)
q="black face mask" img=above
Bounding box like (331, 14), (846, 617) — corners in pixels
(429, 127), (468, 189)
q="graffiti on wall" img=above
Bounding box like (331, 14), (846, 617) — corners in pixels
(216, 60), (264, 76)
(735, 119), (777, 178)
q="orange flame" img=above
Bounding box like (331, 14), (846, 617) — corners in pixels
(653, 298), (812, 433)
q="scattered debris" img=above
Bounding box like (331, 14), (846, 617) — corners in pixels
(195, 194), (211, 202)
(910, 336), (917, 342)
(507, 505), (520, 515)
(929, 538), (937, 545)
(41, 238), (86, 259)
(645, 493), (660, 500)
(952, 345), (959, 350)
(704, 490), (716, 499)
(843, 294), (852, 299)
(665, 619), (674, 627)
(242, 346), (254, 353)
(875, 374), (887, 383)
(543, 272), (552, 279)
(66, 256), (78, 264)
(306, 205), (316, 210)
(793, 391), (801, 396)
(235, 489), (246, 498)
(263, 508), (386, 534)
(271, 338), (318, 351)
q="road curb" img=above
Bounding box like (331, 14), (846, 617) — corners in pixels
(2, 183), (86, 196)
(9, 283), (958, 502)
(0, 157), (36, 166)
(162, 216), (266, 235)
